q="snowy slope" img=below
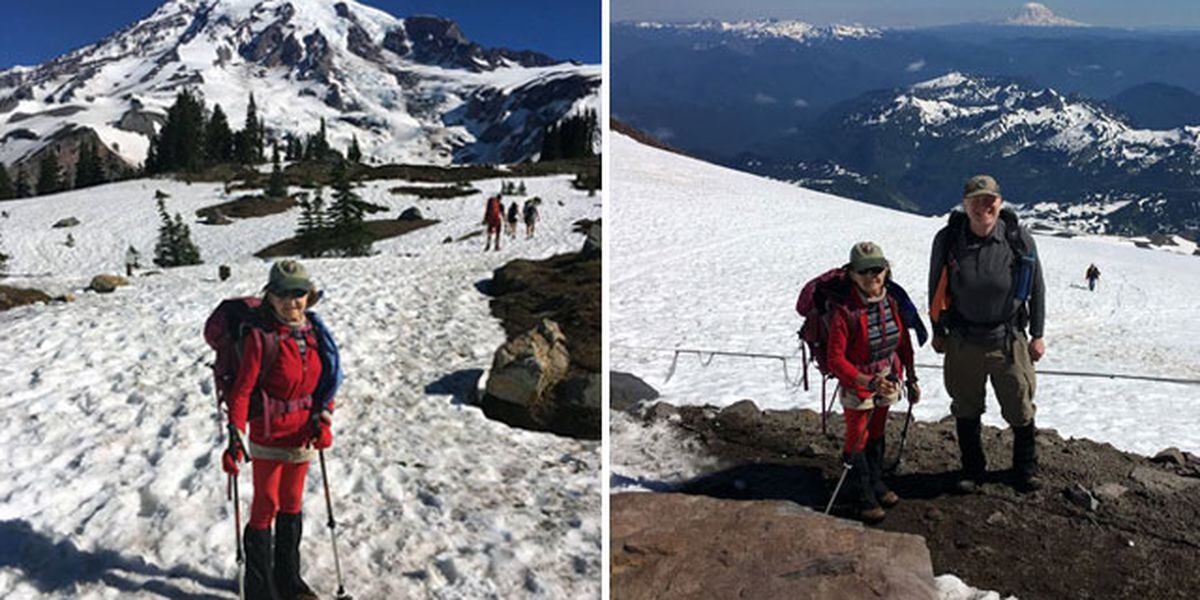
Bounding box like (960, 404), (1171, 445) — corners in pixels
(610, 133), (1200, 460)
(0, 0), (600, 168)
(0, 173), (601, 598)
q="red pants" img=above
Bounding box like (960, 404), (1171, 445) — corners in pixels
(843, 406), (890, 455)
(249, 458), (310, 529)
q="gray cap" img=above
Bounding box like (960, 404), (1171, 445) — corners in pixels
(848, 241), (889, 272)
(266, 260), (314, 294)
(963, 174), (1001, 199)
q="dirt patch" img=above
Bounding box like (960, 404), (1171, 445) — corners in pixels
(196, 195), (297, 221)
(254, 219), (438, 258)
(0, 285), (52, 311)
(487, 250), (600, 373)
(389, 184), (479, 199)
(629, 402), (1200, 599)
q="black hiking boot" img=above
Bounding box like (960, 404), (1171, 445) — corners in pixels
(864, 438), (899, 508)
(274, 512), (319, 600)
(954, 417), (987, 494)
(1011, 422), (1043, 493)
(845, 452), (886, 523)
(244, 525), (281, 600)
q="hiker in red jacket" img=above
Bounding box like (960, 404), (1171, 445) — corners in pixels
(827, 242), (920, 523)
(222, 260), (332, 600)
(483, 194), (504, 251)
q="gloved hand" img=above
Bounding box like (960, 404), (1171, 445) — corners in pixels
(931, 334), (946, 354)
(308, 411), (333, 449)
(907, 381), (922, 404)
(222, 446), (243, 475)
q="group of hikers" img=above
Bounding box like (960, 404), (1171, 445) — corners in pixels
(807, 174), (1047, 523)
(483, 192), (541, 251)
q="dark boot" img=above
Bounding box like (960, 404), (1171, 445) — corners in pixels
(864, 438), (899, 508)
(954, 417), (987, 494)
(244, 526), (281, 600)
(274, 513), (319, 600)
(1012, 422), (1043, 493)
(845, 452), (885, 523)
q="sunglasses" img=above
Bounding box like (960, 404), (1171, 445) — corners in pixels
(855, 267), (886, 276)
(273, 288), (309, 299)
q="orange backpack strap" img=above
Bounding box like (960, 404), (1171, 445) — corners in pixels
(931, 265), (950, 325)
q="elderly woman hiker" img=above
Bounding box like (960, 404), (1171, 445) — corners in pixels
(210, 259), (343, 600)
(825, 242), (922, 523)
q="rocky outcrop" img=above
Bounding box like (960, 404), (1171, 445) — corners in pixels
(0, 285), (53, 311)
(610, 371), (658, 412)
(88, 274), (130, 294)
(611, 493), (938, 600)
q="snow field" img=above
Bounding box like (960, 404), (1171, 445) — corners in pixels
(0, 172), (601, 598)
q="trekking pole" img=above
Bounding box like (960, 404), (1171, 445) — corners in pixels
(886, 402), (914, 475)
(318, 449), (352, 600)
(229, 473), (245, 600)
(826, 404), (877, 515)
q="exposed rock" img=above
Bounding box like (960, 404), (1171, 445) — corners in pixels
(116, 107), (164, 137)
(482, 320), (574, 433)
(582, 221), (601, 256)
(610, 371), (659, 412)
(716, 399), (762, 432)
(985, 510), (1009, 526)
(0, 285), (53, 311)
(1152, 447), (1188, 466)
(1064, 484), (1099, 511)
(51, 217), (81, 229)
(1094, 483), (1128, 502)
(442, 235), (453, 244)
(398, 206), (423, 221)
(611, 493), (938, 600)
(203, 209), (233, 225)
(88, 274), (130, 294)
(1129, 466), (1200, 494)
(382, 28), (410, 57)
(155, 190), (170, 200)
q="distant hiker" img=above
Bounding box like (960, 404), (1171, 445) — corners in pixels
(523, 198), (540, 238)
(483, 194), (504, 251)
(929, 175), (1046, 494)
(826, 242), (921, 523)
(506, 201), (520, 238)
(217, 260), (341, 600)
(125, 245), (140, 277)
(1086, 263), (1100, 292)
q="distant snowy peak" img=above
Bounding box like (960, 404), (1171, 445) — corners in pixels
(632, 19), (883, 43)
(1004, 2), (1088, 27)
(861, 72), (1200, 167)
(0, 0), (599, 170)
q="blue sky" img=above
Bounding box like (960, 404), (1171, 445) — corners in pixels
(0, 0), (600, 69)
(613, 0), (1200, 29)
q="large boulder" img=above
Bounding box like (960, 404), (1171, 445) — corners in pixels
(610, 371), (659, 412)
(398, 206), (423, 221)
(612, 493), (938, 600)
(0, 285), (53, 311)
(481, 319), (599, 438)
(582, 221), (601, 256)
(88, 274), (130, 294)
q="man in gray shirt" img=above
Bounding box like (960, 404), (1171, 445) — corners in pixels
(929, 174), (1046, 493)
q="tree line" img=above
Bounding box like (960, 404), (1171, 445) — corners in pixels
(540, 109), (598, 162)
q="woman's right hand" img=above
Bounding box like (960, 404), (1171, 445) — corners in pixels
(222, 447), (243, 475)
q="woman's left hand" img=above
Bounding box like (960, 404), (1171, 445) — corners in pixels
(907, 381), (921, 404)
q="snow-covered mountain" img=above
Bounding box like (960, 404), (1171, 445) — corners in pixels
(743, 72), (1200, 236)
(629, 19), (882, 44)
(1004, 2), (1088, 27)
(0, 0), (600, 171)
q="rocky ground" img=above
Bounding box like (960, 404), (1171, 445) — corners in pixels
(622, 399), (1200, 599)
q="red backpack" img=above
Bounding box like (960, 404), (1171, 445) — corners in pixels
(203, 297), (281, 421)
(795, 267), (855, 381)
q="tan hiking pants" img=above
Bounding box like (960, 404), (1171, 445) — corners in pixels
(943, 333), (1037, 427)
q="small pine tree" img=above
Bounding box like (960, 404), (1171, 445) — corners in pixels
(0, 167), (13, 200)
(173, 213), (203, 265)
(206, 104), (235, 164)
(517, 181), (527, 195)
(267, 145), (286, 198)
(153, 199), (178, 267)
(296, 190), (329, 258)
(74, 140), (105, 189)
(36, 152), (62, 195)
(327, 161), (372, 257)
(347, 135), (362, 163)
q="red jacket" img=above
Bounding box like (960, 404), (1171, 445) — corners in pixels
(228, 319), (324, 448)
(484, 197), (503, 226)
(826, 290), (914, 400)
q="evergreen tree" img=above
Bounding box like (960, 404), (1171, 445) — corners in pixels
(205, 104), (235, 164)
(153, 199), (178, 267)
(74, 140), (105, 189)
(149, 89), (207, 173)
(285, 134), (303, 161)
(296, 190), (329, 258)
(327, 161), (372, 256)
(240, 94), (263, 165)
(266, 145), (287, 198)
(0, 167), (13, 200)
(517, 181), (527, 195)
(36, 152), (62, 195)
(173, 213), (202, 265)
(347, 135), (362, 163)
(15, 169), (32, 198)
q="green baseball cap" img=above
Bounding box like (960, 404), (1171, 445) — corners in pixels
(848, 241), (889, 272)
(963, 174), (1001, 199)
(266, 259), (314, 294)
